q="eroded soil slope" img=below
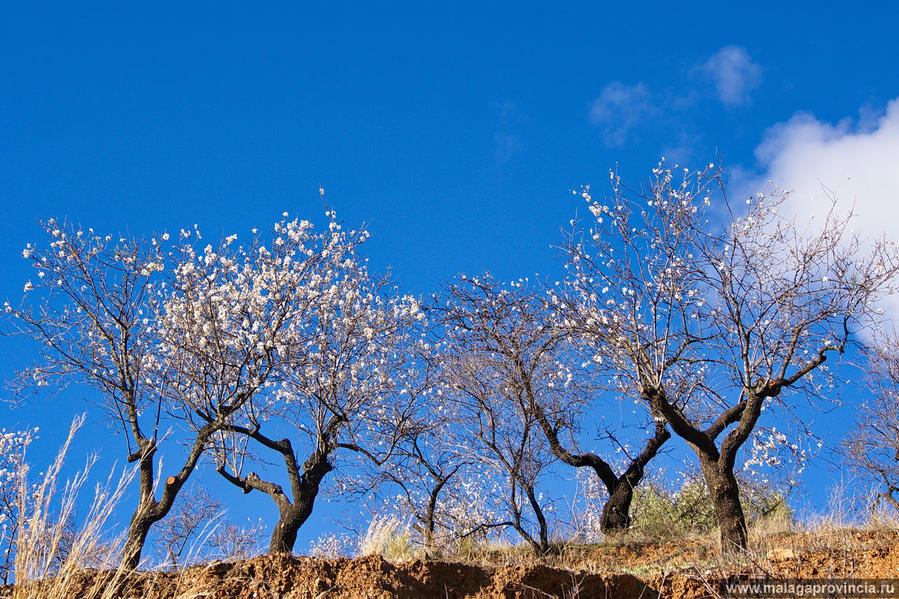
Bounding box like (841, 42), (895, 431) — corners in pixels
(3, 530), (897, 598)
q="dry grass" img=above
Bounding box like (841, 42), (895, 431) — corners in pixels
(356, 514), (429, 562)
(5, 421), (278, 599)
(10, 417), (137, 599)
(371, 497), (894, 583)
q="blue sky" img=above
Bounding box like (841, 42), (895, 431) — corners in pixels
(2, 2), (899, 555)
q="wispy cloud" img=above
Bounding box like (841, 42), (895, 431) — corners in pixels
(587, 46), (761, 147)
(493, 132), (520, 164)
(589, 82), (654, 147)
(491, 101), (522, 164)
(698, 46), (762, 107)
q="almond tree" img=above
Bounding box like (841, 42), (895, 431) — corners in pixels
(845, 334), (899, 513)
(203, 213), (424, 554)
(435, 275), (566, 555)
(560, 162), (899, 551)
(341, 345), (471, 551)
(158, 214), (328, 556)
(440, 274), (671, 539)
(362, 371), (516, 552)
(5, 221), (201, 569)
(356, 339), (511, 551)
(381, 428), (466, 550)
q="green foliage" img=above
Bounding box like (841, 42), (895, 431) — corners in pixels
(626, 473), (792, 541)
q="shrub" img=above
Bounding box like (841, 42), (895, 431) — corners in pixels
(625, 472), (792, 541)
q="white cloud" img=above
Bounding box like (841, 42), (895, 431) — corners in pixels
(699, 46), (761, 107)
(750, 98), (899, 325)
(589, 82), (654, 147)
(752, 99), (899, 238)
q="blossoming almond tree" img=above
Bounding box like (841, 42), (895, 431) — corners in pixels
(5, 221), (200, 569)
(158, 214), (334, 556)
(341, 345), (465, 551)
(845, 334), (899, 513)
(561, 163), (899, 552)
(195, 212), (424, 554)
(361, 360), (511, 552)
(439, 274), (671, 540)
(387, 438), (465, 551)
(435, 275), (568, 555)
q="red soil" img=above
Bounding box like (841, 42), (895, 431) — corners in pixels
(3, 530), (896, 598)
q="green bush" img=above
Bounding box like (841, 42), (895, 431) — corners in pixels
(626, 473), (792, 541)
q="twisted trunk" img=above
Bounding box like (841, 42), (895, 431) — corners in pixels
(270, 502), (313, 554)
(217, 427), (336, 555)
(699, 455), (748, 552)
(268, 456), (332, 554)
(600, 423), (670, 533)
(644, 385), (761, 553)
(121, 423), (217, 570)
(529, 386), (670, 534)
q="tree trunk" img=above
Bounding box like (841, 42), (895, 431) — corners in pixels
(599, 478), (635, 533)
(120, 424), (217, 569)
(598, 425), (670, 534)
(122, 509), (155, 570)
(422, 516), (435, 549)
(422, 485), (440, 549)
(700, 456), (748, 552)
(268, 474), (323, 554)
(269, 504), (311, 554)
(121, 450), (162, 571)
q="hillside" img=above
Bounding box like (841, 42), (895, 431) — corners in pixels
(4, 528), (897, 599)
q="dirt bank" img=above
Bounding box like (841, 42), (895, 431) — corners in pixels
(3, 529), (896, 598)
